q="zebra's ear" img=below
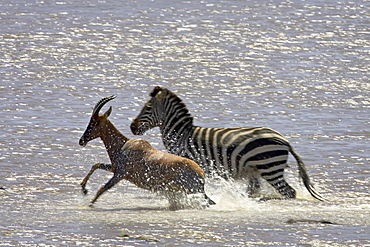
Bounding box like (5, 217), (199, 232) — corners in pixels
(150, 86), (163, 97)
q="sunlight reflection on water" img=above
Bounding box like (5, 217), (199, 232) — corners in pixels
(1, 0), (369, 246)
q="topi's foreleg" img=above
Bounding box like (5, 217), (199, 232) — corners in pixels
(90, 174), (123, 205)
(80, 163), (113, 195)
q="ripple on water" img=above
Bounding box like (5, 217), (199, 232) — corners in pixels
(1, 0), (369, 246)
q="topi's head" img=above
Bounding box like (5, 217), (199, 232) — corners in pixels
(79, 95), (116, 147)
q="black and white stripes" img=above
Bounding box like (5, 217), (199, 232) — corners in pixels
(131, 86), (324, 200)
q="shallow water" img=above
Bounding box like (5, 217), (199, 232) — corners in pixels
(1, 0), (369, 246)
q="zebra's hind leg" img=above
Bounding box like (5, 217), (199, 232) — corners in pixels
(272, 179), (296, 199)
(247, 176), (261, 197)
(244, 166), (261, 197)
(261, 171), (296, 199)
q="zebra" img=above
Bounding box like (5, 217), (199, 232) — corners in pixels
(130, 86), (324, 201)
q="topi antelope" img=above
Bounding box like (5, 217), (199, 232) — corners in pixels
(78, 95), (215, 208)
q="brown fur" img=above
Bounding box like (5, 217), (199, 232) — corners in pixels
(118, 138), (205, 192)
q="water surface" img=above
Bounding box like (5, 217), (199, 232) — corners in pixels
(1, 0), (369, 246)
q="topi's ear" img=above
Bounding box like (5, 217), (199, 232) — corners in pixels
(103, 106), (112, 118)
(150, 86), (163, 97)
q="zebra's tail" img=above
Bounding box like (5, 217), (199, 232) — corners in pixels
(289, 147), (326, 201)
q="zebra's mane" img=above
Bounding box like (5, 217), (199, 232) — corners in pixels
(150, 86), (162, 97)
(150, 86), (193, 123)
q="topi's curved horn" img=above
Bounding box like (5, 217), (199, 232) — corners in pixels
(92, 95), (116, 116)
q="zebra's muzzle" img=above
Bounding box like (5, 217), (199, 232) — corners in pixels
(130, 119), (148, 135)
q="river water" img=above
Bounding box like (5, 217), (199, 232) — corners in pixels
(1, 0), (369, 246)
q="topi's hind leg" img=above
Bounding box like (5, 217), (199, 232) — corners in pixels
(175, 170), (215, 206)
(175, 170), (205, 194)
(81, 163), (113, 195)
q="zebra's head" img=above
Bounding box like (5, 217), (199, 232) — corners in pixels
(131, 86), (193, 136)
(131, 86), (166, 135)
